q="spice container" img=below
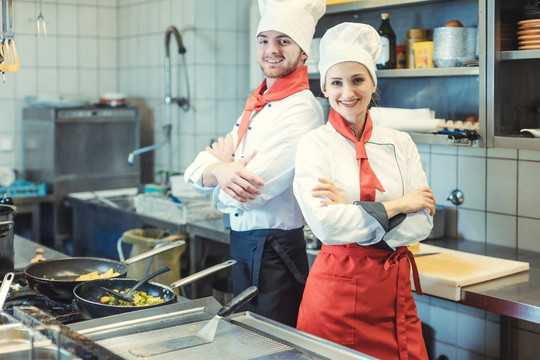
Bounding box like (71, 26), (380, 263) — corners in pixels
(413, 41), (434, 69)
(406, 29), (427, 68)
(396, 45), (406, 69)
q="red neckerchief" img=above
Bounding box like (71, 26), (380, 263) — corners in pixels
(328, 108), (385, 201)
(234, 66), (310, 153)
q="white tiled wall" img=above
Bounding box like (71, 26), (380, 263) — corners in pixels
(1, 1), (539, 359)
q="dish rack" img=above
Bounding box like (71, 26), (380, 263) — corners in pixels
(0, 179), (47, 198)
(134, 194), (222, 224)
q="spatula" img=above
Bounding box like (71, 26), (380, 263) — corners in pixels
(101, 266), (171, 303)
(128, 285), (259, 357)
(0, 272), (14, 311)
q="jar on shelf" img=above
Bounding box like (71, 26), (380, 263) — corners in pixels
(406, 29), (427, 69)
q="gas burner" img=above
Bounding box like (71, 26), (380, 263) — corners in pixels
(4, 270), (88, 324)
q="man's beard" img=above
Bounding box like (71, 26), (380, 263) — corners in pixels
(259, 53), (304, 79)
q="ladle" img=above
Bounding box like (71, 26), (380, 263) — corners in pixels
(0, 272), (14, 311)
(101, 266), (171, 303)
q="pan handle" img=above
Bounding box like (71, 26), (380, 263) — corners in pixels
(217, 285), (258, 317)
(169, 259), (237, 289)
(123, 239), (186, 265)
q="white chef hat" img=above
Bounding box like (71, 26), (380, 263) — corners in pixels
(257, 0), (326, 57)
(318, 22), (382, 91)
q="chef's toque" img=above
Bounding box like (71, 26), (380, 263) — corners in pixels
(318, 22), (382, 91)
(257, 0), (326, 57)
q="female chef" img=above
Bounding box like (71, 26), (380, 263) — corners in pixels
(293, 22), (436, 360)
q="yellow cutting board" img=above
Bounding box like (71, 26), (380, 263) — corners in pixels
(410, 243), (530, 301)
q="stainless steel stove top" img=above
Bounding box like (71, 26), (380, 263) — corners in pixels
(70, 297), (376, 360)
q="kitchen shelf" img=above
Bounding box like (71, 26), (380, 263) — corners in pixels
(377, 67), (479, 78)
(499, 50), (540, 61)
(309, 67), (479, 80)
(326, 0), (449, 13)
(493, 136), (540, 151)
(410, 133), (480, 147)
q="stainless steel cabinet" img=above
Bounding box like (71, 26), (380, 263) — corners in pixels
(487, 0), (540, 150)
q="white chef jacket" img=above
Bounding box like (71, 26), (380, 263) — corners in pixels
(293, 121), (433, 249)
(184, 90), (324, 232)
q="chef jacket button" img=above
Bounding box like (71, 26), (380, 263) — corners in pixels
(235, 123), (239, 127)
(234, 213), (239, 217)
(268, 103), (272, 107)
(248, 126), (252, 130)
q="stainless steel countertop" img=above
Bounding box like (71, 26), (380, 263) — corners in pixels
(14, 234), (68, 269)
(187, 219), (540, 324)
(423, 238), (540, 324)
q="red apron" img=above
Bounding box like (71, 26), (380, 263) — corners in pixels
(297, 244), (428, 360)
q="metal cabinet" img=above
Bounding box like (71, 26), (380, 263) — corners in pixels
(486, 0), (540, 150)
(315, 0), (486, 147)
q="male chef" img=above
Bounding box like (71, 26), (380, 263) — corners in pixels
(184, 0), (325, 327)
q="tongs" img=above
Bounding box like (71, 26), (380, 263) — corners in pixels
(0, 0), (19, 76)
(37, 0), (46, 38)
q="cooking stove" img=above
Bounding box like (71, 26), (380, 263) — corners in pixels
(3, 273), (375, 359)
(2, 271), (88, 325)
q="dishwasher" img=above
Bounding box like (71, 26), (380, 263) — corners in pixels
(23, 106), (141, 253)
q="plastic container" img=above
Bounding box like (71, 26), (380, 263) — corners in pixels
(0, 179), (46, 198)
(121, 228), (187, 290)
(396, 45), (406, 69)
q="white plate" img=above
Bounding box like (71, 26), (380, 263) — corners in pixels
(520, 128), (540, 137)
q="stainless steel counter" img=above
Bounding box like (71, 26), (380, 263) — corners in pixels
(424, 238), (540, 324)
(14, 234), (68, 269)
(187, 219), (540, 325)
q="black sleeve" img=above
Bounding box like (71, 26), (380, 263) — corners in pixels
(353, 201), (406, 232)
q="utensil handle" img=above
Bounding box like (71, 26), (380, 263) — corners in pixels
(124, 240), (185, 265)
(217, 285), (258, 317)
(0, 272), (14, 311)
(129, 266), (171, 293)
(169, 259), (236, 289)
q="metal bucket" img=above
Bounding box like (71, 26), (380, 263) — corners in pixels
(0, 204), (16, 279)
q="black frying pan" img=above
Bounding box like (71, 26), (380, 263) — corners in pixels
(73, 259), (236, 318)
(24, 239), (185, 302)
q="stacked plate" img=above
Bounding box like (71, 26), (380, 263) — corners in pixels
(517, 19), (540, 50)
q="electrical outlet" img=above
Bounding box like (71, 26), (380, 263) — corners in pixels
(0, 137), (13, 152)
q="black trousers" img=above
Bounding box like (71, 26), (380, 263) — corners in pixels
(229, 227), (309, 327)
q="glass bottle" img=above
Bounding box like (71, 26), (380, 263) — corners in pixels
(376, 13), (396, 70)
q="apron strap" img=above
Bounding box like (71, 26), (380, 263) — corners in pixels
(384, 246), (423, 360)
(269, 237), (307, 285)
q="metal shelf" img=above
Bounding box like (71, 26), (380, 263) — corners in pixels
(409, 133), (480, 147)
(499, 50), (540, 61)
(308, 67), (479, 80)
(326, 0), (450, 13)
(377, 67), (479, 78)
(493, 136), (540, 151)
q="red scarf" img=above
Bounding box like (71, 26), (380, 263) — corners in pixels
(328, 108), (385, 201)
(234, 66), (310, 153)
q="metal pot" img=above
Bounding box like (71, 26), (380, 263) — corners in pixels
(0, 200), (16, 279)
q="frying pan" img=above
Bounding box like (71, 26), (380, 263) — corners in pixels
(73, 259), (236, 318)
(25, 239), (185, 302)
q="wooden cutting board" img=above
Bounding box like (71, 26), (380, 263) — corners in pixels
(410, 243), (529, 301)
